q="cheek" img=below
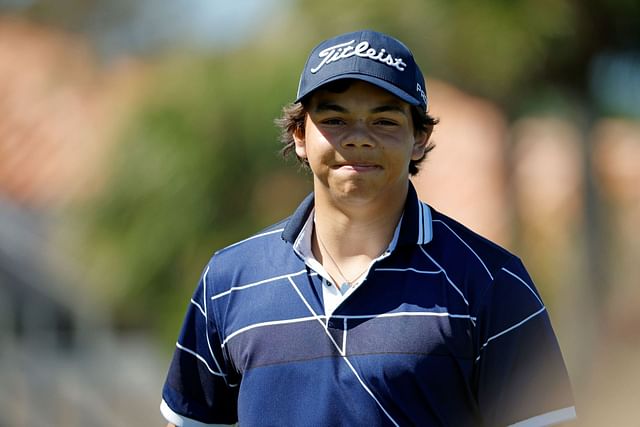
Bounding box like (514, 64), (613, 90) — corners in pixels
(301, 128), (332, 159)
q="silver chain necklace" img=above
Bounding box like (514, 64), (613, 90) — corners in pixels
(316, 231), (371, 294)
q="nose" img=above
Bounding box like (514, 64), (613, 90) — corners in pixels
(341, 122), (375, 148)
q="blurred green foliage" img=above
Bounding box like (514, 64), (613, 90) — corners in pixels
(78, 50), (311, 344)
(289, 0), (577, 106)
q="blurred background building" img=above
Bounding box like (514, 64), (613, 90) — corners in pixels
(1, 1), (639, 425)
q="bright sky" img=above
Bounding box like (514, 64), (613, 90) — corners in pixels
(1, 0), (289, 56)
(104, 0), (284, 53)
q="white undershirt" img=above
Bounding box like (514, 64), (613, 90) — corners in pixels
(292, 209), (402, 317)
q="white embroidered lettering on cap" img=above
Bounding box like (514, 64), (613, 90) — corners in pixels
(416, 83), (427, 106)
(310, 40), (408, 74)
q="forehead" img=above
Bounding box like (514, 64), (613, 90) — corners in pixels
(306, 80), (410, 111)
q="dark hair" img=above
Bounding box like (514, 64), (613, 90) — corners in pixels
(275, 81), (438, 176)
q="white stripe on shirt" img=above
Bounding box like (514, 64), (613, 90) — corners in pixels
(508, 406), (576, 426)
(160, 399), (236, 426)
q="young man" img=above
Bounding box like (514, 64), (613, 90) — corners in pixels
(161, 30), (576, 426)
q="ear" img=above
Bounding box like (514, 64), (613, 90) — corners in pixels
(411, 125), (433, 161)
(293, 125), (307, 160)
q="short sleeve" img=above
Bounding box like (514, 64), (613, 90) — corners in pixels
(161, 266), (239, 425)
(473, 258), (576, 426)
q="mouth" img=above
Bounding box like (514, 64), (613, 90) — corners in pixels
(333, 162), (381, 172)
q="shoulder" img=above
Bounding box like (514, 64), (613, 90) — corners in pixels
(428, 206), (519, 276)
(421, 206), (532, 309)
(203, 216), (303, 293)
(215, 218), (290, 258)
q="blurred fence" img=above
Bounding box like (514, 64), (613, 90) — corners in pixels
(0, 334), (165, 426)
(0, 196), (165, 426)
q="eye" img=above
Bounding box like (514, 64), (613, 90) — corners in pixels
(321, 118), (346, 125)
(373, 118), (399, 126)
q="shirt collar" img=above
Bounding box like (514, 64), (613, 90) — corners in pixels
(292, 208), (403, 262)
(281, 181), (433, 247)
(397, 181), (433, 246)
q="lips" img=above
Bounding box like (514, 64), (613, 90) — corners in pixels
(333, 162), (381, 172)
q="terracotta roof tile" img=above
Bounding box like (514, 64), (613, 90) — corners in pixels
(0, 16), (142, 208)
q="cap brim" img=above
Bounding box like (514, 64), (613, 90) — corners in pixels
(295, 73), (422, 108)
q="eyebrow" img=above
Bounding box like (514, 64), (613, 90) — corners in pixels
(371, 105), (407, 115)
(313, 102), (408, 115)
(314, 102), (348, 113)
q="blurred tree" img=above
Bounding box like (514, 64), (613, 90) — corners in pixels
(288, 0), (640, 114)
(75, 50), (311, 344)
(288, 0), (575, 106)
(5, 0), (639, 111)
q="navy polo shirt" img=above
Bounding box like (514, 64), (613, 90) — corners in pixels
(161, 183), (575, 426)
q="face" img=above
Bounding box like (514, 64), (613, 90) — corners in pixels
(294, 81), (428, 207)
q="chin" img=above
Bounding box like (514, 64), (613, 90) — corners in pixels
(332, 184), (385, 204)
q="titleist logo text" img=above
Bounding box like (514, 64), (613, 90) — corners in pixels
(416, 83), (427, 106)
(310, 40), (408, 74)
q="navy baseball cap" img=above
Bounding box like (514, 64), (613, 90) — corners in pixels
(295, 30), (428, 111)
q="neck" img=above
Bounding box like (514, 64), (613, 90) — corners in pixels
(311, 187), (405, 289)
(312, 182), (408, 260)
